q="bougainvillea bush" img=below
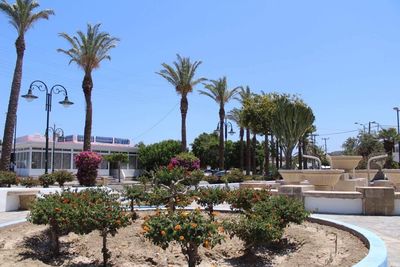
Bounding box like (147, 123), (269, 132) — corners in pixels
(168, 152), (200, 171)
(74, 151), (102, 186)
(143, 209), (224, 267)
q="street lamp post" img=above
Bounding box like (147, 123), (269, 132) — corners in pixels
(393, 107), (400, 164)
(214, 118), (235, 170)
(47, 124), (64, 173)
(322, 137), (329, 153)
(355, 122), (366, 133)
(21, 80), (73, 174)
(368, 121), (376, 134)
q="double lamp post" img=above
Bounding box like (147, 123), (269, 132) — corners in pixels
(22, 80), (73, 174)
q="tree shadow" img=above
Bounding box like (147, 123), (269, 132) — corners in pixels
(18, 228), (75, 266)
(224, 237), (304, 267)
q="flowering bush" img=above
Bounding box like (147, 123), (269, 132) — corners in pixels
(169, 152), (200, 171)
(195, 187), (228, 220)
(0, 171), (17, 187)
(38, 173), (55, 188)
(224, 196), (309, 255)
(74, 151), (102, 186)
(123, 185), (149, 212)
(226, 188), (271, 212)
(143, 209), (224, 267)
(52, 170), (74, 187)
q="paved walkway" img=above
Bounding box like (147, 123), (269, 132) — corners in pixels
(316, 214), (400, 267)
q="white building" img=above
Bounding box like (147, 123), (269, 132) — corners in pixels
(12, 134), (139, 178)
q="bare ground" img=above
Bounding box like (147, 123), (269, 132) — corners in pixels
(0, 212), (368, 267)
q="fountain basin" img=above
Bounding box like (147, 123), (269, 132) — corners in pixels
(329, 156), (362, 172)
(383, 169), (400, 190)
(278, 170), (304, 184)
(302, 169), (345, 191)
(353, 169), (378, 180)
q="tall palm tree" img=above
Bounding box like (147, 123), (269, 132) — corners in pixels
(0, 0), (54, 171)
(200, 77), (239, 170)
(237, 86), (252, 175)
(157, 55), (206, 152)
(228, 108), (244, 170)
(58, 23), (119, 151)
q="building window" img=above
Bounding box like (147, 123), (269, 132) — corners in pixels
(129, 155), (137, 169)
(32, 152), (42, 169)
(63, 153), (72, 169)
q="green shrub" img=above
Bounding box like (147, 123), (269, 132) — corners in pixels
(225, 168), (244, 183)
(123, 185), (148, 212)
(226, 188), (270, 212)
(204, 175), (225, 184)
(195, 187), (228, 220)
(19, 177), (40, 188)
(181, 169), (204, 188)
(0, 171), (17, 187)
(52, 170), (74, 187)
(38, 173), (55, 188)
(143, 209), (224, 267)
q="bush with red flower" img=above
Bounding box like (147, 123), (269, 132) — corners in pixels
(168, 152), (200, 171)
(74, 151), (102, 186)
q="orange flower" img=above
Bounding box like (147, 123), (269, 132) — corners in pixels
(203, 240), (210, 249)
(142, 225), (150, 232)
(174, 224), (182, 231)
(54, 207), (61, 212)
(218, 226), (224, 233)
(190, 223), (197, 228)
(179, 235), (185, 241)
(62, 198), (70, 204)
(160, 230), (166, 236)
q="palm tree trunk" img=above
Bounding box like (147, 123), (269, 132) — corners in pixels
(239, 127), (244, 171)
(246, 128), (251, 175)
(298, 140), (303, 170)
(0, 36), (25, 171)
(82, 72), (93, 151)
(219, 106), (225, 170)
(285, 149), (293, 169)
(180, 93), (188, 152)
(252, 134), (257, 174)
(264, 133), (269, 178)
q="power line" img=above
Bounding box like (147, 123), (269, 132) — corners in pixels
(317, 129), (359, 136)
(133, 102), (179, 141)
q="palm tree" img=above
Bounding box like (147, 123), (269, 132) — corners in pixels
(237, 86), (253, 175)
(270, 95), (315, 169)
(200, 77), (240, 170)
(58, 23), (119, 151)
(0, 0), (54, 171)
(228, 108), (244, 170)
(157, 54), (206, 152)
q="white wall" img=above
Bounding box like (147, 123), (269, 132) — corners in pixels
(304, 196), (363, 214)
(395, 199), (400, 216)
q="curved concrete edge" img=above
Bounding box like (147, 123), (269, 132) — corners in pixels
(0, 218), (27, 229)
(310, 214), (388, 267)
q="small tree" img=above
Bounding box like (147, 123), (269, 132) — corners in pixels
(138, 140), (181, 171)
(38, 173), (55, 188)
(72, 189), (132, 267)
(123, 185), (148, 212)
(29, 191), (76, 255)
(0, 171), (17, 187)
(195, 187), (228, 220)
(104, 153), (129, 182)
(143, 209), (224, 267)
(74, 151), (102, 186)
(52, 170), (74, 187)
(226, 188), (270, 212)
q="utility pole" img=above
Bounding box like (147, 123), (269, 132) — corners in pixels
(322, 137), (329, 153)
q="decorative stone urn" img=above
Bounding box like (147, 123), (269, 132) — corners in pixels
(329, 156), (362, 172)
(302, 169), (344, 191)
(383, 169), (400, 191)
(278, 170), (304, 184)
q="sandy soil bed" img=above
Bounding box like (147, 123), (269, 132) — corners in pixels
(0, 212), (368, 267)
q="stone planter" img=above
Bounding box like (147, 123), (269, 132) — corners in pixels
(383, 169), (400, 191)
(278, 170), (304, 184)
(302, 169), (344, 191)
(353, 169), (378, 180)
(329, 156), (362, 172)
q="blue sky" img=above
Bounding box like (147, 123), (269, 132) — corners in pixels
(0, 0), (400, 152)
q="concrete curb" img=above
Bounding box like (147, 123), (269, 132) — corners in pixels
(310, 214), (388, 267)
(0, 218), (27, 229)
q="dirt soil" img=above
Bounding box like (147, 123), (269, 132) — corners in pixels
(0, 212), (368, 267)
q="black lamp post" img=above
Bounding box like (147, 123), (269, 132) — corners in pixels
(22, 80), (73, 174)
(393, 107), (400, 164)
(355, 122), (366, 133)
(47, 124), (64, 173)
(214, 118), (235, 169)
